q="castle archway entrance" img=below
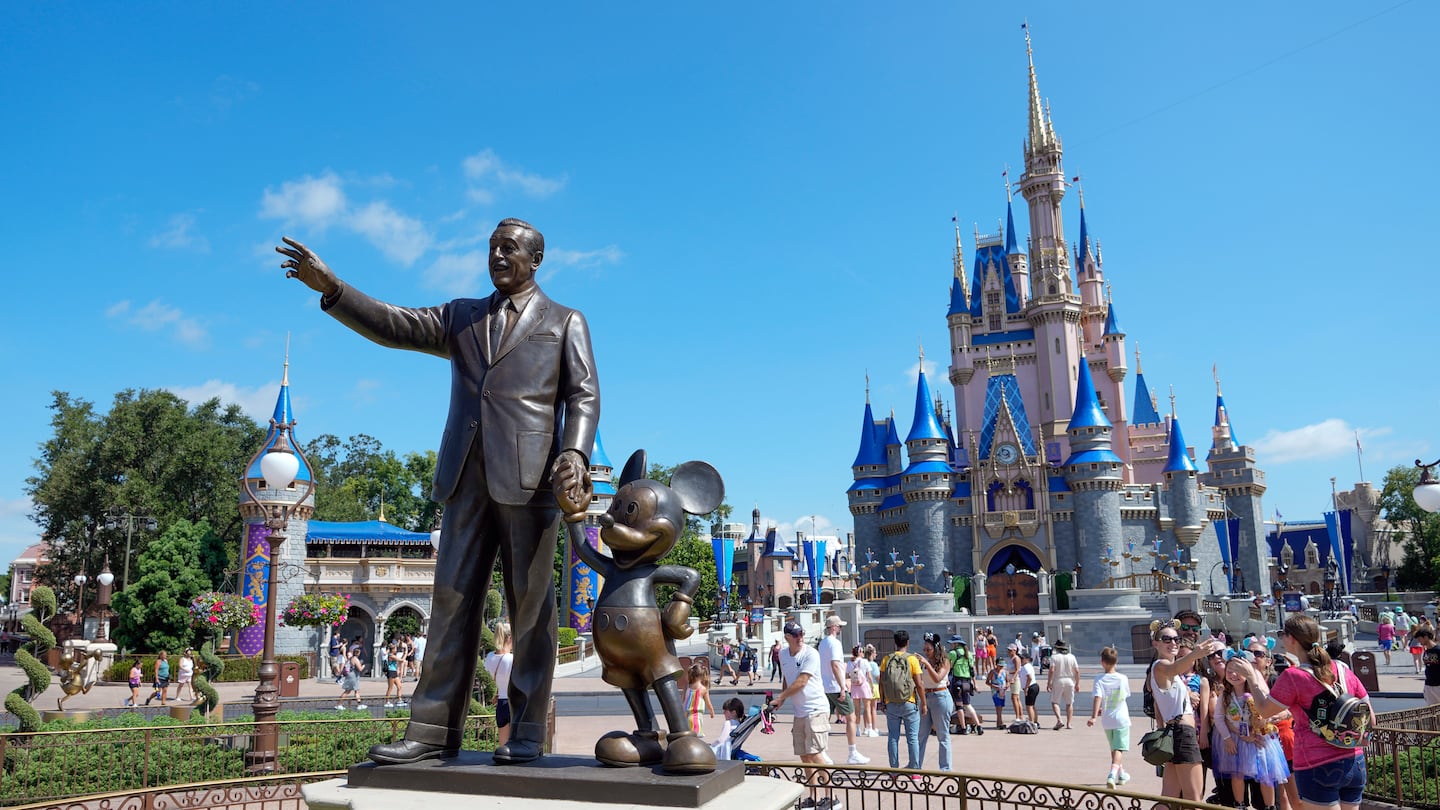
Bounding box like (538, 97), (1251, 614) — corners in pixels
(985, 545), (1041, 615)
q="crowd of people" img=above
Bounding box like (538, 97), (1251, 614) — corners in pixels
(326, 631), (428, 711)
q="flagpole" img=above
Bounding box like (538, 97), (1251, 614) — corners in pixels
(1355, 431), (1366, 482)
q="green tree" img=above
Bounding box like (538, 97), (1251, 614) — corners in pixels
(304, 433), (439, 531)
(382, 608), (422, 642)
(1378, 464), (1440, 591)
(27, 389), (264, 597)
(110, 520), (215, 652)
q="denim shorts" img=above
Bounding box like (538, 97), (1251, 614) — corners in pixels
(1294, 754), (1366, 806)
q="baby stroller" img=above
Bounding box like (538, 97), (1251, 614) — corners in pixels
(716, 706), (765, 768)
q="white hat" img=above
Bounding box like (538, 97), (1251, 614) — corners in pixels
(825, 615), (847, 628)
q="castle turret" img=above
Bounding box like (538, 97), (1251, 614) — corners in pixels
(1161, 408), (1206, 549)
(1200, 384), (1268, 594)
(902, 351), (952, 592)
(848, 390), (887, 573)
(1005, 197), (1030, 307)
(1127, 346), (1169, 485)
(237, 353), (316, 658)
(1062, 354), (1123, 580)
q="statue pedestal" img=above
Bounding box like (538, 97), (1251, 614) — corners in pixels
(41, 710), (94, 724)
(304, 755), (801, 810)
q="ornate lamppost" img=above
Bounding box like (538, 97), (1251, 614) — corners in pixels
(240, 416), (315, 774)
(102, 510), (159, 594)
(72, 572), (88, 638)
(95, 559), (115, 642)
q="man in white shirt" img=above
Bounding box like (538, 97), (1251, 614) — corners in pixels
(817, 615), (868, 764)
(411, 633), (427, 680)
(774, 622), (842, 810)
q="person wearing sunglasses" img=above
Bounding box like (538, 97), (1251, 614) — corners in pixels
(1174, 610), (1204, 643)
(1150, 621), (1225, 804)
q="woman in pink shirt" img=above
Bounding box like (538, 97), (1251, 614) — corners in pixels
(1229, 615), (1369, 810)
(1377, 613), (1395, 666)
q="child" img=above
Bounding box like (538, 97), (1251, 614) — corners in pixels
(760, 691), (777, 734)
(685, 662), (715, 735)
(1087, 646), (1132, 788)
(710, 697), (761, 761)
(1215, 651), (1289, 810)
(382, 643), (404, 707)
(987, 660), (1008, 730)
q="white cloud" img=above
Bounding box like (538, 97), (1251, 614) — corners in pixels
(545, 246), (624, 269)
(350, 201), (432, 266)
(106, 299), (209, 348)
(165, 379), (279, 420)
(260, 172), (348, 228)
(261, 173), (431, 266)
(1251, 419), (1391, 464)
(425, 251), (488, 297)
(462, 148), (567, 203)
(148, 213), (210, 252)
(905, 357), (938, 381)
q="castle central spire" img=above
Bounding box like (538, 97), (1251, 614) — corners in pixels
(1024, 23), (1054, 153)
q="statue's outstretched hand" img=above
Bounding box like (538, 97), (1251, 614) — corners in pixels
(276, 237), (340, 296)
(553, 450), (593, 522)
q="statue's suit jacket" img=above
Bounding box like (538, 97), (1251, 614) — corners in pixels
(321, 282), (600, 504)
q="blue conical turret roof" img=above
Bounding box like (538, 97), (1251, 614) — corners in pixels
(852, 402), (887, 467)
(245, 372), (313, 482)
(1068, 359), (1112, 430)
(1103, 302), (1121, 336)
(947, 275), (968, 317)
(884, 415), (901, 447)
(1005, 199), (1019, 255)
(1215, 394), (1239, 447)
(591, 430), (613, 470)
(1132, 372), (1162, 426)
(1076, 206), (1091, 264)
(1163, 416), (1199, 473)
(906, 369), (947, 442)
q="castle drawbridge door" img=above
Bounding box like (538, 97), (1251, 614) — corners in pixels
(985, 544), (1041, 615)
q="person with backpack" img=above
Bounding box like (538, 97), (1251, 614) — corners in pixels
(946, 636), (984, 735)
(877, 629), (926, 769)
(1151, 620), (1225, 804)
(1229, 615), (1372, 810)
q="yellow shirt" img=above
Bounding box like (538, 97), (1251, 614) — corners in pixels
(879, 652), (922, 704)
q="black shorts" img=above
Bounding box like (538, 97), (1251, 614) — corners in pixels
(495, 698), (511, 729)
(949, 678), (974, 707)
(1024, 683), (1040, 706)
(1171, 722), (1203, 764)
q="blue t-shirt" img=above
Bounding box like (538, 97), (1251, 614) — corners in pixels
(157, 660), (170, 679)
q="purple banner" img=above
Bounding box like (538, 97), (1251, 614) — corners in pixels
(567, 525), (602, 632)
(236, 522), (270, 656)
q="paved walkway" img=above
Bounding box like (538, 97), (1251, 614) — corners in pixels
(0, 637), (1430, 795)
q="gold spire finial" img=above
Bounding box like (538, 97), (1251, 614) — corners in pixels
(1003, 163), (1013, 202)
(378, 492), (387, 522)
(865, 370), (870, 403)
(1106, 281), (1113, 303)
(1213, 363), (1222, 395)
(1134, 342), (1143, 375)
(1023, 20), (1050, 151)
(1073, 174), (1085, 208)
(1168, 385), (1177, 418)
(282, 332), (291, 387)
(918, 340), (925, 366)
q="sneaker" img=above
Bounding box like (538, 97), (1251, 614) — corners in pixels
(797, 799), (817, 809)
(356, 704), (368, 710)
(1053, 721), (1065, 731)
(973, 724), (984, 736)
(335, 704), (346, 710)
(384, 702), (395, 708)
(867, 728), (880, 737)
(1117, 771), (1130, 785)
(817, 799), (843, 810)
(1106, 772), (1117, 789)
(398, 700), (408, 707)
(847, 750), (870, 765)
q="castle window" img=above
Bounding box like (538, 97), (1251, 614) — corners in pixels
(1054, 338), (1060, 354)
(989, 314), (1001, 331)
(987, 291), (1001, 307)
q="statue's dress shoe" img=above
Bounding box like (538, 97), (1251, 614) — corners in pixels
(368, 739), (458, 765)
(493, 738), (543, 764)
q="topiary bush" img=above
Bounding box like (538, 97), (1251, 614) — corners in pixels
(557, 626), (578, 648)
(4, 584), (57, 731)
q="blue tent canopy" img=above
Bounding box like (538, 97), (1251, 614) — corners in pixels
(306, 520), (432, 545)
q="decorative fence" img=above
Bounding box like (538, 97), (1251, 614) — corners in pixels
(854, 582), (930, 602)
(1098, 572), (1189, 594)
(1366, 704), (1440, 808)
(750, 764), (1221, 810)
(0, 714), (496, 808)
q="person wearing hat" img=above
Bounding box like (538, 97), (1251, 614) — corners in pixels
(946, 636), (984, 735)
(817, 614), (869, 764)
(773, 622), (842, 810)
(1045, 639), (1080, 730)
(1017, 649), (1039, 726)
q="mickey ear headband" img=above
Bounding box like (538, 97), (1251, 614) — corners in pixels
(1224, 649), (1253, 662)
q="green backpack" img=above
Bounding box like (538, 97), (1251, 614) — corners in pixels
(881, 652), (915, 702)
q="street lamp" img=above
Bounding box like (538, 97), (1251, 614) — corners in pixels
(73, 572), (88, 637)
(96, 559), (115, 642)
(241, 415), (315, 774)
(1414, 459), (1440, 513)
(103, 510), (159, 594)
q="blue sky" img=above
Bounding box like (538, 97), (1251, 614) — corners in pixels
(2, 2), (1435, 570)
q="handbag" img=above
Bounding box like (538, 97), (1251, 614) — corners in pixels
(1139, 723), (1176, 766)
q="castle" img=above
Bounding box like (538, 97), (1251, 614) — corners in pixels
(847, 32), (1269, 615)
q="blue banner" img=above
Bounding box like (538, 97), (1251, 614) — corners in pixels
(712, 538), (735, 613)
(1214, 520), (1232, 592)
(803, 539), (826, 605)
(1324, 511), (1349, 595)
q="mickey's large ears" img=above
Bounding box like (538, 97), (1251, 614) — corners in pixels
(619, 449), (648, 488)
(671, 460), (724, 515)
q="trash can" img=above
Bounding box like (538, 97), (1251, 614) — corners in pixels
(279, 661), (301, 698)
(1349, 651), (1380, 693)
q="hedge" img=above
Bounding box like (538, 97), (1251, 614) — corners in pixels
(104, 654), (311, 683)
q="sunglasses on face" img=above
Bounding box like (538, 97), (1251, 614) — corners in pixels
(1180, 623), (1202, 632)
(1158, 635), (1180, 643)
(1249, 649), (1268, 657)
(1207, 651), (1224, 659)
